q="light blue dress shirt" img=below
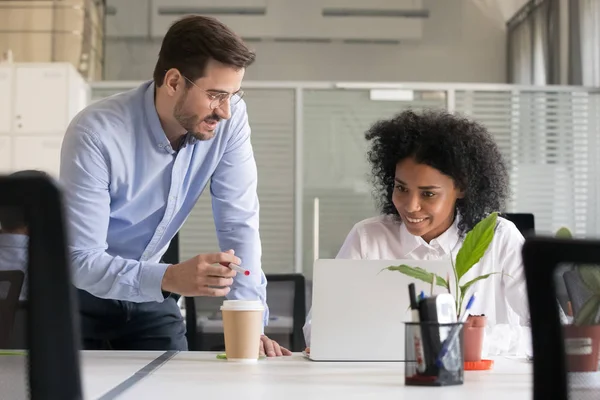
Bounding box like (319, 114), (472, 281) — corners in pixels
(59, 81), (268, 321)
(0, 233), (28, 301)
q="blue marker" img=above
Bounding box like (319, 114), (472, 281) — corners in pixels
(436, 293), (476, 367)
(419, 291), (426, 301)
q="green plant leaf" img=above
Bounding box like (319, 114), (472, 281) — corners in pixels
(451, 253), (460, 314)
(384, 265), (433, 283)
(555, 227), (573, 239)
(574, 295), (600, 326)
(578, 265), (600, 294)
(383, 265), (448, 289)
(436, 275), (449, 289)
(459, 272), (502, 296)
(455, 212), (498, 281)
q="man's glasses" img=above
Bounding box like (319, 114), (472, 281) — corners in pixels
(182, 75), (244, 109)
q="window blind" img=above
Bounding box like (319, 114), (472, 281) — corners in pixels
(455, 90), (600, 236)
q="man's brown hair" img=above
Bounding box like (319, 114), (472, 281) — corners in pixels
(153, 15), (256, 86)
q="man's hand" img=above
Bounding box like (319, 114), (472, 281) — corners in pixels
(260, 335), (292, 357)
(161, 250), (240, 297)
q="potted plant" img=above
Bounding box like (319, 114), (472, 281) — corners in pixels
(384, 212), (501, 362)
(556, 227), (600, 372)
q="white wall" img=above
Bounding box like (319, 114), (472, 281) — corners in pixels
(104, 0), (507, 83)
(471, 0), (529, 22)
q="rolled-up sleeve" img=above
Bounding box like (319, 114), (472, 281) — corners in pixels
(60, 124), (169, 303)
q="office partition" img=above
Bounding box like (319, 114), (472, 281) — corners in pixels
(91, 81), (600, 277)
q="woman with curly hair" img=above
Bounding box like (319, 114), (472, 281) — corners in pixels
(303, 110), (530, 354)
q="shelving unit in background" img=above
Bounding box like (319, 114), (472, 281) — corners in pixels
(0, 62), (90, 178)
(0, 0), (105, 81)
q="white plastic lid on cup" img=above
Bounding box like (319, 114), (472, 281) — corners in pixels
(220, 300), (264, 311)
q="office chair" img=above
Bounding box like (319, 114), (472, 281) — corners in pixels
(0, 173), (82, 399)
(185, 273), (307, 352)
(522, 236), (600, 400)
(264, 273), (307, 351)
(0, 270), (24, 348)
(503, 213), (535, 236)
(164, 233), (307, 352)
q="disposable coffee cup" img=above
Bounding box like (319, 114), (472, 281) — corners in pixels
(220, 300), (264, 362)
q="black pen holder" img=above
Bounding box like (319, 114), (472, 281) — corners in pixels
(404, 322), (464, 386)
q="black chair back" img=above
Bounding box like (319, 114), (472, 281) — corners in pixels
(0, 270), (24, 348)
(265, 273), (306, 351)
(165, 234), (308, 352)
(503, 213), (535, 236)
(0, 173), (82, 399)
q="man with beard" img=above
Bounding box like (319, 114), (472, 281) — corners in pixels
(59, 15), (290, 357)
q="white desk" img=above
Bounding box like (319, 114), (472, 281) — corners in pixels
(81, 351), (173, 399)
(1, 351), (534, 399)
(5, 351), (600, 399)
(112, 353), (534, 400)
(0, 351), (161, 399)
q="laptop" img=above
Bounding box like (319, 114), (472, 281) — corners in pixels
(308, 259), (452, 361)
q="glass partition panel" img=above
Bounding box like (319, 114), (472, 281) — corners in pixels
(302, 88), (447, 277)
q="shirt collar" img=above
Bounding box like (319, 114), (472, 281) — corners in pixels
(398, 219), (423, 257)
(429, 215), (462, 255)
(143, 81), (199, 154)
(399, 214), (462, 257)
(0, 233), (29, 248)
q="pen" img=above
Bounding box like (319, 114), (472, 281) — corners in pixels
(408, 283), (426, 373)
(436, 293), (476, 366)
(409, 283), (418, 310)
(228, 263), (250, 276)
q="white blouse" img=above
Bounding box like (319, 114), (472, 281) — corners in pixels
(304, 215), (531, 355)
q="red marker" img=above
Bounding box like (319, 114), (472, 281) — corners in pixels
(228, 263), (250, 276)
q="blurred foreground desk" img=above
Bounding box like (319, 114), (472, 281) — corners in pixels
(1, 352), (533, 399)
(0, 351), (167, 399)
